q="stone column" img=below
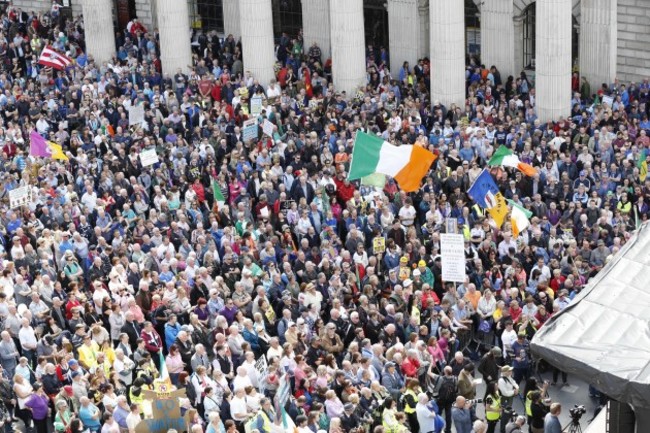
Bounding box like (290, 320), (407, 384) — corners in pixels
(223, 0), (241, 39)
(481, 0), (515, 79)
(81, 0), (116, 65)
(513, 16), (524, 74)
(388, 0), (419, 72)
(417, 0), (429, 59)
(536, 0), (572, 122)
(157, 0), (192, 75)
(429, 0), (465, 109)
(302, 0), (331, 61)
(240, 0), (276, 86)
(330, 0), (366, 96)
(579, 0), (617, 91)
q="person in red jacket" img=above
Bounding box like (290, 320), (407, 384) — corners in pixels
(401, 349), (421, 378)
(129, 18), (147, 35)
(334, 175), (355, 205)
(140, 321), (163, 364)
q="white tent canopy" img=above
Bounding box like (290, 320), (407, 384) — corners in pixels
(532, 223), (650, 410)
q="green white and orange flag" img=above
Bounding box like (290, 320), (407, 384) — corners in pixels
(508, 199), (532, 238)
(489, 145), (537, 177)
(348, 131), (436, 192)
(212, 180), (226, 207)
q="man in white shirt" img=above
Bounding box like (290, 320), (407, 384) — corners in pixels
(230, 387), (251, 426)
(18, 317), (37, 365)
(416, 393), (442, 433)
(398, 198), (417, 227)
(501, 321), (518, 357)
(497, 366), (519, 412)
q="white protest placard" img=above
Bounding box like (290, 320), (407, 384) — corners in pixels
(250, 96), (263, 116)
(242, 119), (258, 143)
(128, 104), (145, 126)
(9, 186), (31, 209)
(262, 119), (275, 137)
(602, 95), (614, 108)
(274, 373), (291, 407)
(139, 148), (159, 167)
(255, 356), (268, 394)
(440, 233), (466, 283)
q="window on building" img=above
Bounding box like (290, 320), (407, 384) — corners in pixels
(272, 0), (302, 39)
(187, 0), (224, 33)
(522, 2), (536, 70)
(465, 0), (480, 62)
(364, 0), (389, 51)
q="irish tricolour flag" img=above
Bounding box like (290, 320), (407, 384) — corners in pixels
(489, 145), (537, 177)
(508, 199), (532, 238)
(348, 132), (437, 192)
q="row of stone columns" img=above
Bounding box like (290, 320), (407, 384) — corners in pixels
(82, 0), (618, 122)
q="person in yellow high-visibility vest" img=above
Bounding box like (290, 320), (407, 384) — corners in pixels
(483, 381), (502, 433)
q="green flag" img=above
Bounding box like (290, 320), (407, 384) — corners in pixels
(212, 180), (225, 205)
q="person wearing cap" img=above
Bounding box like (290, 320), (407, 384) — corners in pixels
(381, 362), (403, 402)
(497, 365), (519, 422)
(398, 255), (411, 281)
(78, 332), (100, 371)
(55, 384), (76, 413)
(417, 260), (435, 287)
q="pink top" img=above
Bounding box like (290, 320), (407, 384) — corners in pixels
(166, 353), (184, 374)
(428, 344), (445, 363)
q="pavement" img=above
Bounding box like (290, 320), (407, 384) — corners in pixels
(467, 365), (603, 433)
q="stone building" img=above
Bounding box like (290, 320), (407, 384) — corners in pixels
(7, 0), (648, 121)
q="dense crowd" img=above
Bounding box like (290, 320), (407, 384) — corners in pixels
(0, 3), (641, 433)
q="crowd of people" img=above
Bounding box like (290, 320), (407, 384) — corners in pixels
(0, 2), (640, 433)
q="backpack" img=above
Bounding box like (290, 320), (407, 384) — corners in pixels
(437, 376), (458, 405)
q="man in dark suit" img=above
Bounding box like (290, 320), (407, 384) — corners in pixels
(290, 175), (315, 203)
(120, 312), (141, 350)
(51, 297), (68, 331)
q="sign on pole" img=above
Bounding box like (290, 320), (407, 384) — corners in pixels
(255, 356), (268, 395)
(250, 96), (263, 116)
(440, 233), (466, 282)
(262, 119), (275, 137)
(445, 217), (458, 234)
(9, 186), (31, 209)
(602, 95), (614, 108)
(139, 148), (159, 167)
(242, 119), (258, 143)
(128, 105), (145, 126)
(274, 373), (291, 408)
(373, 237), (385, 254)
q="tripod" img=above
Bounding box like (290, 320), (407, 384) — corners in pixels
(562, 417), (583, 433)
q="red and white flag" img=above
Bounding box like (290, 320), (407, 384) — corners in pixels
(37, 46), (72, 70)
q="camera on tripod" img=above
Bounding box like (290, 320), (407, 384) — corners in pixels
(569, 405), (586, 420)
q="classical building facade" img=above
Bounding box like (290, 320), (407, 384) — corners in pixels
(10, 0), (649, 120)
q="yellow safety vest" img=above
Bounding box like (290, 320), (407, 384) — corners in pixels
(257, 409), (273, 433)
(525, 391), (533, 417)
(486, 394), (501, 421)
(129, 387), (144, 407)
(403, 389), (418, 414)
